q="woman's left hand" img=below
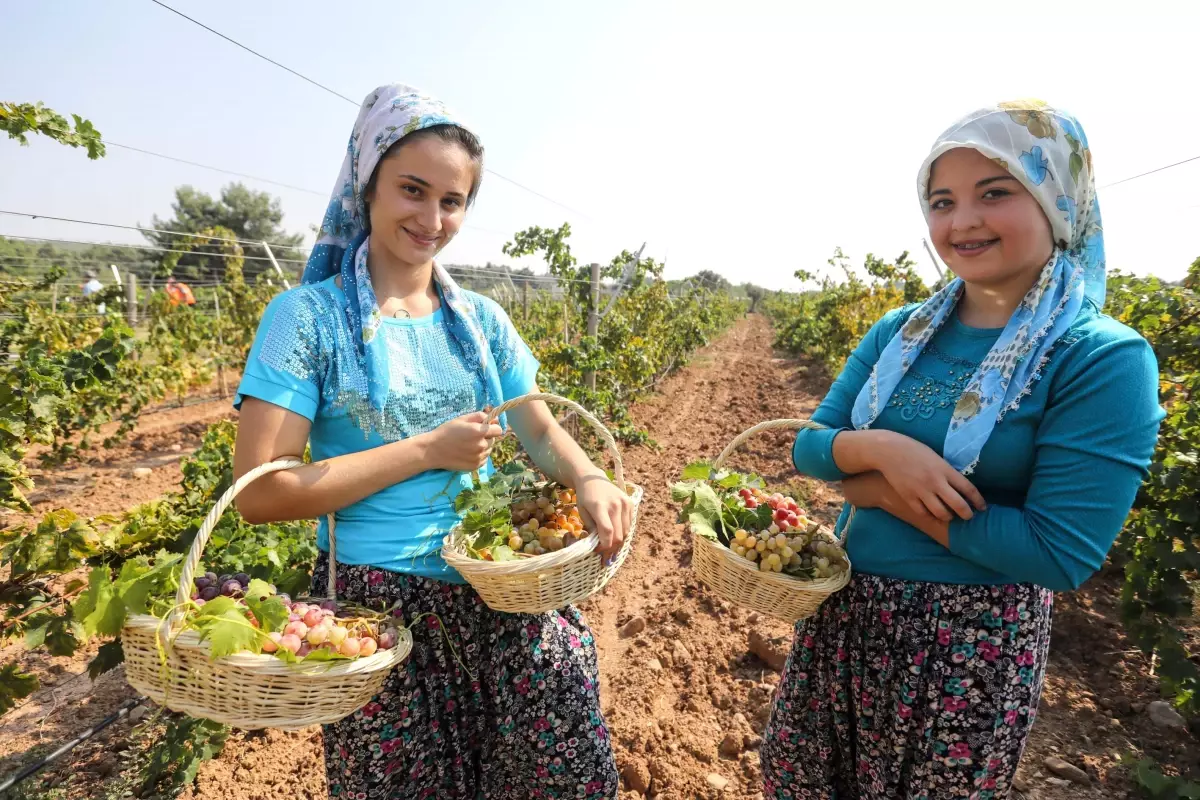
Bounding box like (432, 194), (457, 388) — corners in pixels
(575, 472), (634, 564)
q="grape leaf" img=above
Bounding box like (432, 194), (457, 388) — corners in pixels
(244, 594), (288, 635)
(192, 602), (261, 658)
(73, 567), (126, 638)
(244, 578), (274, 601)
(490, 545), (519, 562)
(460, 508), (510, 540)
(681, 461), (712, 481)
(671, 480), (724, 541)
(273, 568), (310, 598)
(88, 639), (125, 679)
(296, 647), (349, 663)
(117, 551), (182, 617)
(0, 661), (38, 713)
(43, 616), (84, 656)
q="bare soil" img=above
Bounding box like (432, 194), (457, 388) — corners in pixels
(2, 316), (1192, 800)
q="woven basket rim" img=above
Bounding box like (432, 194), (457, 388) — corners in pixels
(123, 614), (412, 676)
(691, 528), (852, 592)
(442, 482), (644, 576)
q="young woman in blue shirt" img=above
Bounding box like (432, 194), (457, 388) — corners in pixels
(232, 84), (630, 800)
(761, 102), (1163, 798)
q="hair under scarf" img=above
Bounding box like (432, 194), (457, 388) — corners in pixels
(850, 100), (1106, 474)
(302, 84), (510, 432)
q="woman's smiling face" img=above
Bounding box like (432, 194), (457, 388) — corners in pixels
(365, 134), (478, 268)
(926, 147), (1054, 289)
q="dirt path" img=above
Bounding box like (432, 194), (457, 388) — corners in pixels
(3, 316), (1193, 799)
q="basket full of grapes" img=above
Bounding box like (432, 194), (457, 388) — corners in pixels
(672, 419), (852, 622)
(441, 393), (643, 613)
(122, 459), (412, 730)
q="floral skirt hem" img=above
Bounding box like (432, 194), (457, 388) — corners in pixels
(761, 573), (1053, 800)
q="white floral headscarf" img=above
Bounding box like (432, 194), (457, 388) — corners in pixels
(851, 100), (1105, 474)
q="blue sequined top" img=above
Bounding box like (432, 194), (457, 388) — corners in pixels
(235, 277), (540, 581)
(792, 302), (1163, 591)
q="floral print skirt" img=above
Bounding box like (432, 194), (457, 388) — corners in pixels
(761, 573), (1053, 800)
(311, 552), (619, 800)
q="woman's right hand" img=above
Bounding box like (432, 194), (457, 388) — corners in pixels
(871, 432), (987, 522)
(427, 411), (505, 472)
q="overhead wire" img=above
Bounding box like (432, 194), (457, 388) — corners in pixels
(1100, 155), (1200, 189)
(146, 0), (596, 223)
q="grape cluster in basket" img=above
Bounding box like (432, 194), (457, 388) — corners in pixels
(728, 488), (848, 578)
(673, 461), (849, 580)
(456, 461), (591, 561)
(184, 572), (401, 662)
(508, 487), (584, 555)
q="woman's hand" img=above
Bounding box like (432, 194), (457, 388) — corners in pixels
(427, 411), (505, 472)
(842, 471), (952, 547)
(575, 473), (634, 564)
(841, 471), (895, 511)
(872, 432), (986, 522)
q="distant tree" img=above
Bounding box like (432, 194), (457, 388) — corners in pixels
(743, 284), (766, 313)
(144, 183), (304, 281)
(692, 269), (732, 292)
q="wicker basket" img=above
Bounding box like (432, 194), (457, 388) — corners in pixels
(442, 393), (643, 613)
(690, 419), (853, 623)
(123, 459), (413, 730)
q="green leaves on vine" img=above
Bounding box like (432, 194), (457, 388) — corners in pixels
(0, 101), (106, 159)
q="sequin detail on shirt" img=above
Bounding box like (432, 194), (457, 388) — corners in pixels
(256, 283), (523, 442)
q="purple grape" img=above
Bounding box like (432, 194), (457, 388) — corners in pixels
(194, 576), (212, 591)
(221, 580), (242, 597)
(233, 572), (250, 588)
(218, 574), (232, 585)
(199, 586), (220, 601)
(195, 598), (206, 607)
(378, 629), (398, 650)
(203, 571), (218, 584)
(319, 600), (338, 613)
(296, 643), (312, 658)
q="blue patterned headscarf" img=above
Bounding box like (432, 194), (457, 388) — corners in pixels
(303, 83), (509, 430)
(851, 100), (1105, 474)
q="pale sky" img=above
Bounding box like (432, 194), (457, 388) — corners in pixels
(2, 0), (1197, 290)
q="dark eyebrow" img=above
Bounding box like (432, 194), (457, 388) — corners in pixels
(977, 175), (1018, 188)
(398, 173), (466, 199)
(927, 174), (1018, 199)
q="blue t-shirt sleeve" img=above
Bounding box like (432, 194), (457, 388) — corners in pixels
(793, 305), (919, 482)
(948, 330), (1164, 591)
(475, 296), (540, 401)
(234, 289), (324, 421)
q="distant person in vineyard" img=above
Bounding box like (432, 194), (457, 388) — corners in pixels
(165, 275), (196, 306)
(81, 269), (105, 314)
(762, 101), (1163, 798)
(232, 84), (630, 799)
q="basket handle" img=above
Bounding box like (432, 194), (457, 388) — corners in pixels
(168, 458), (337, 628)
(477, 392), (625, 490)
(712, 418), (854, 544)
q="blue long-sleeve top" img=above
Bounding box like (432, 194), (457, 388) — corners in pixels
(793, 300), (1163, 591)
